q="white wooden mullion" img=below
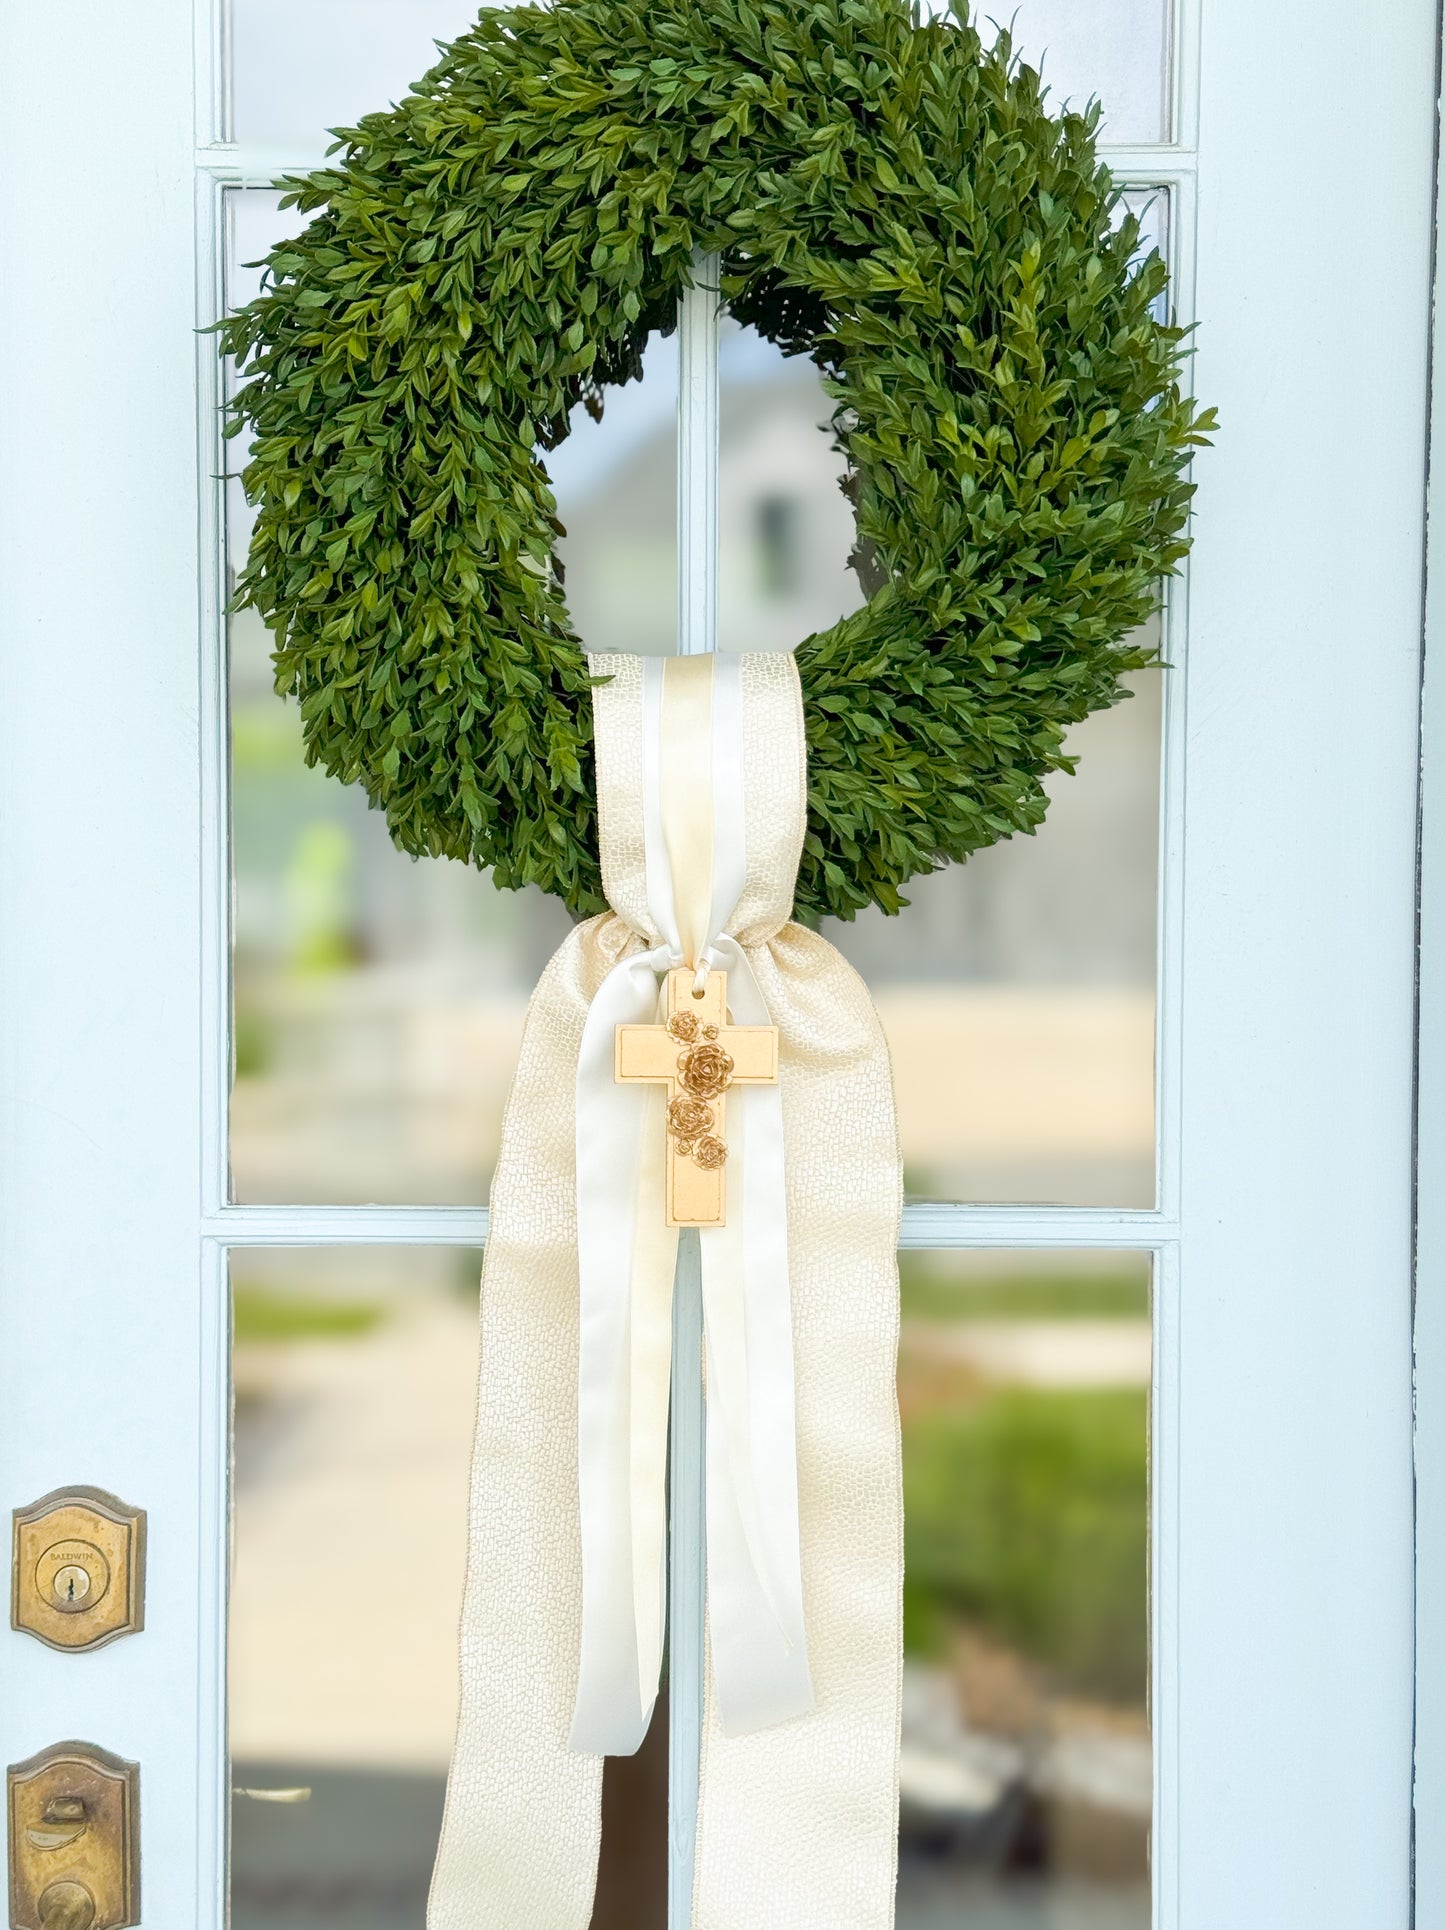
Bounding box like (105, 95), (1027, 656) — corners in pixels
(200, 172), (235, 1229)
(203, 1202), (1183, 1250)
(193, 162), (232, 1923)
(1152, 165), (1198, 1230)
(1150, 1236), (1182, 1930)
(667, 252), (720, 1930)
(193, 143), (1203, 186)
(194, 1235), (231, 1921)
(1410, 12), (1445, 1909)
(1168, 0), (1203, 154)
(191, 0), (229, 153)
(677, 255), (720, 660)
(667, 1227), (705, 1929)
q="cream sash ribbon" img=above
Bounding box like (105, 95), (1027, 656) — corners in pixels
(429, 652), (904, 1930)
(570, 652), (812, 1752)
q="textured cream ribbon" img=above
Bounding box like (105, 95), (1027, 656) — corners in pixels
(429, 652), (903, 1930)
(571, 654), (812, 1752)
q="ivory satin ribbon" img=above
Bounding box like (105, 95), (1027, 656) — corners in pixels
(571, 653), (812, 1753)
(430, 652), (904, 1930)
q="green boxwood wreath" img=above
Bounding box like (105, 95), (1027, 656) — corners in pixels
(222, 0), (1212, 923)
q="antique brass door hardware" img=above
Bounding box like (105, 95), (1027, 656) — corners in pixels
(7, 1742), (139, 1929)
(11, 1491), (145, 1653)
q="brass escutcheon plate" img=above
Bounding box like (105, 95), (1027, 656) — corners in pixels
(12, 1489), (145, 1652)
(7, 1741), (139, 1929)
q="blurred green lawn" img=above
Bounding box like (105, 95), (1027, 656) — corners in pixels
(899, 1257), (1149, 1324)
(232, 1286), (385, 1344)
(903, 1382), (1147, 1703)
(900, 1259), (1149, 1707)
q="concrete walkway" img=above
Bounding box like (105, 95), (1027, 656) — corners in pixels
(231, 1298), (480, 1770)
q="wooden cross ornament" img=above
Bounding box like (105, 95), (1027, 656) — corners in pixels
(615, 968), (779, 1227)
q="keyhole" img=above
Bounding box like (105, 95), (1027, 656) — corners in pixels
(48, 1563), (92, 1610)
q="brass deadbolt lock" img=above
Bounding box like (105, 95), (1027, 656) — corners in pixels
(12, 1490), (145, 1653)
(7, 1742), (139, 1929)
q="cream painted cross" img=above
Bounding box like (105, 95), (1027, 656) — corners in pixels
(615, 968), (779, 1227)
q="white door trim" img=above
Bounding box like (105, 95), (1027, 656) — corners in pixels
(1413, 24), (1445, 1926)
(1176, 0), (1430, 1920)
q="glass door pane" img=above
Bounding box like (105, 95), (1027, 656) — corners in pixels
(224, 193), (678, 1204)
(234, 0), (1175, 149)
(547, 332), (680, 656)
(918, 0), (1173, 142)
(717, 317), (1163, 1208)
(229, 1249), (667, 1927)
(837, 664), (1160, 1208)
(898, 1250), (1152, 1928)
(229, 1248), (481, 1926)
(230, 0), (492, 145)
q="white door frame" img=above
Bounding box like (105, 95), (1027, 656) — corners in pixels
(0, 0), (1432, 1922)
(1412, 41), (1445, 1927)
(1172, 0), (1428, 1917)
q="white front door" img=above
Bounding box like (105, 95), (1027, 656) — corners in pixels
(0, 1), (1428, 1924)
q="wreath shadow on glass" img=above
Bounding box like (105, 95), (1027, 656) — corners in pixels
(220, 0), (1213, 924)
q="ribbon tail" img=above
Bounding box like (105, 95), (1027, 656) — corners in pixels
(571, 944), (678, 1756)
(699, 937), (814, 1738)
